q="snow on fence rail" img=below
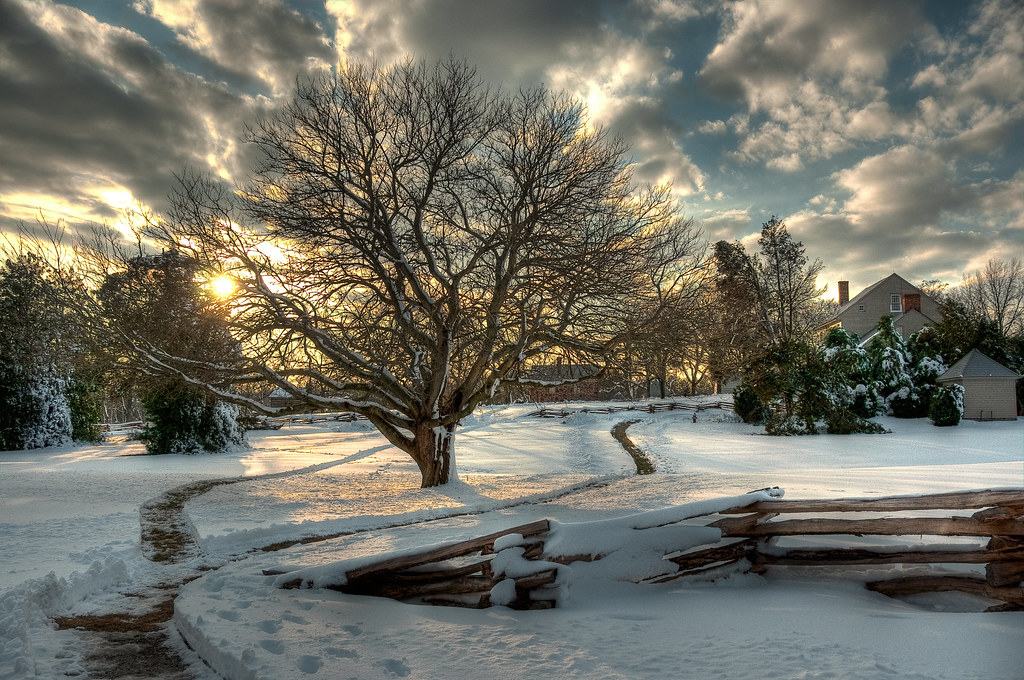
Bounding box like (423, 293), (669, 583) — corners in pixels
(251, 412), (368, 429)
(268, 488), (1024, 611)
(526, 400), (734, 419)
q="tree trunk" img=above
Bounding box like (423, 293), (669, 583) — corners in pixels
(412, 423), (457, 487)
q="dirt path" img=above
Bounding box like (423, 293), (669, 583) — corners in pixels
(55, 477), (247, 679)
(139, 478), (245, 563)
(611, 419), (656, 474)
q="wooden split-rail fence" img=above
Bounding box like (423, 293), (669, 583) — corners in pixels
(250, 411), (369, 429)
(276, 489), (1024, 612)
(700, 488), (1024, 611)
(277, 519), (559, 610)
(527, 400), (734, 419)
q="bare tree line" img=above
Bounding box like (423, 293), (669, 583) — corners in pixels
(951, 257), (1024, 337)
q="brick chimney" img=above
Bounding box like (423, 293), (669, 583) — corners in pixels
(838, 281), (850, 306)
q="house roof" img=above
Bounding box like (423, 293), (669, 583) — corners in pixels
(836, 273), (925, 316)
(938, 349), (1021, 381)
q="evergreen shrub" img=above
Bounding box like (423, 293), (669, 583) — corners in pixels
(765, 414), (812, 436)
(733, 383), (770, 424)
(67, 376), (104, 443)
(928, 384), (964, 427)
(825, 409), (889, 435)
(139, 388), (245, 455)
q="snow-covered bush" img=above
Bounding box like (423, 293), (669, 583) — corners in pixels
(23, 372), (72, 449)
(825, 408), (889, 435)
(139, 388), (246, 455)
(928, 384), (964, 427)
(864, 317), (949, 419)
(743, 335), (891, 437)
(850, 382), (885, 418)
(0, 253), (87, 450)
(886, 382), (929, 418)
(0, 359), (72, 450)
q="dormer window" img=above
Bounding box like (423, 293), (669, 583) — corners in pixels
(890, 294), (901, 313)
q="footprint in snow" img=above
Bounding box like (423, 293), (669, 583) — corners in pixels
(378, 658), (411, 677)
(259, 639), (286, 655)
(298, 655), (323, 674)
(258, 620), (282, 634)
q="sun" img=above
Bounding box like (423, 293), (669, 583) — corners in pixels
(210, 275), (236, 298)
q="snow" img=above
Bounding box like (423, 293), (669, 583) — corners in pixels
(1, 402), (1022, 679)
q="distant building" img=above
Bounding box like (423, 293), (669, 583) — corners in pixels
(267, 387), (300, 409)
(937, 350), (1021, 421)
(823, 273), (942, 342)
(517, 363), (605, 403)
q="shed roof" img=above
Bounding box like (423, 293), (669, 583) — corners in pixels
(938, 349), (1020, 381)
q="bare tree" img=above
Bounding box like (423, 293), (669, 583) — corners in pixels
(953, 257), (1024, 337)
(615, 254), (709, 398)
(59, 58), (700, 486)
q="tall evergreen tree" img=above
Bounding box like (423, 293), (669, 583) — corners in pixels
(752, 217), (828, 344)
(0, 254), (73, 449)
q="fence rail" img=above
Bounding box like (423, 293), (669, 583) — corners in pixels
(272, 488), (1024, 612)
(673, 488), (1024, 610)
(527, 400), (734, 419)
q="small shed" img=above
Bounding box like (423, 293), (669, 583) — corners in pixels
(937, 350), (1021, 421)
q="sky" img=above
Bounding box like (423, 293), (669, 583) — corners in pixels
(1, 0), (1022, 298)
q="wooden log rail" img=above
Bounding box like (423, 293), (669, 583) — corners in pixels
(279, 520), (562, 610)
(690, 489), (1024, 611)
(527, 401), (733, 418)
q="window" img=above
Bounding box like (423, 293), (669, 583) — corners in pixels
(858, 304), (865, 311)
(890, 294), (901, 313)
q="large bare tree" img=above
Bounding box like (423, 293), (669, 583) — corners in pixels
(63, 58), (700, 486)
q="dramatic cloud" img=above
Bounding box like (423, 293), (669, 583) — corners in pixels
(699, 0), (927, 168)
(0, 0), (1020, 296)
(328, 0), (707, 196)
(136, 0), (334, 95)
(0, 0), (264, 237)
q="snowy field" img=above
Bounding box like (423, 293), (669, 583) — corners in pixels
(2, 401), (1022, 679)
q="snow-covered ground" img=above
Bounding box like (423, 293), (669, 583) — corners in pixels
(2, 401), (1022, 679)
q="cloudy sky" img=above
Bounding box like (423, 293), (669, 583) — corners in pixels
(1, 0), (1022, 297)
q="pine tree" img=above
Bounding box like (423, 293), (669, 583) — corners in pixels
(0, 254), (74, 449)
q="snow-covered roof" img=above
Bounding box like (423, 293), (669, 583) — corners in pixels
(938, 349), (1020, 381)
